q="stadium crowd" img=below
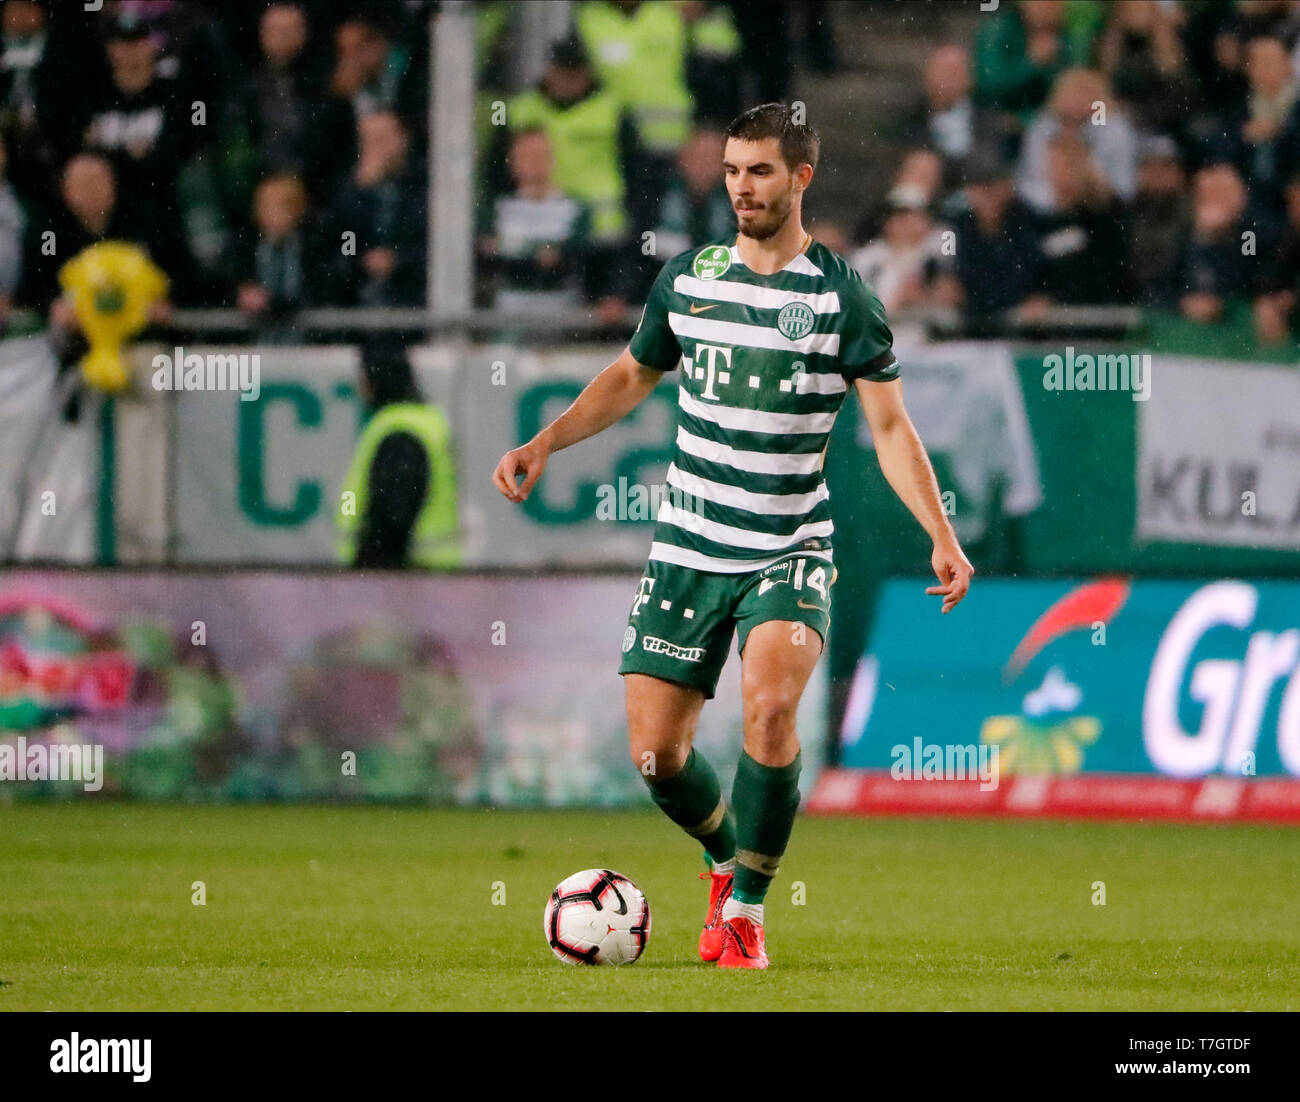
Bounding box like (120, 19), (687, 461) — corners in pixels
(2, 0), (1300, 346)
(852, 0), (1300, 345)
(474, 0), (1300, 346)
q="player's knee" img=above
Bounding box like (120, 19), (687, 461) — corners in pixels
(742, 691), (798, 744)
(628, 738), (689, 779)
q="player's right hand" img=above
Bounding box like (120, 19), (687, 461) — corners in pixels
(492, 439), (549, 503)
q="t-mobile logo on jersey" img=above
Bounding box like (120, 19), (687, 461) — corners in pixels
(630, 577), (655, 616)
(690, 344), (733, 401)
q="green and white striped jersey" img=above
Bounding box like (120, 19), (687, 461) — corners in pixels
(628, 237), (898, 574)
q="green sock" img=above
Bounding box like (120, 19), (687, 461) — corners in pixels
(731, 749), (802, 904)
(643, 748), (736, 865)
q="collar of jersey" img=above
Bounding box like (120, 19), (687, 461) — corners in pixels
(727, 236), (815, 274)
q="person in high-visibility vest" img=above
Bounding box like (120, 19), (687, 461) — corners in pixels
(337, 337), (461, 569)
(576, 1), (694, 159)
(504, 37), (635, 246)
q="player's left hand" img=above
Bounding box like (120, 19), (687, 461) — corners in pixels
(926, 538), (974, 614)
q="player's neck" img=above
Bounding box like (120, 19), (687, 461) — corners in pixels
(735, 216), (810, 275)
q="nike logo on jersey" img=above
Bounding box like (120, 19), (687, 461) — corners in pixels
(689, 303), (719, 314)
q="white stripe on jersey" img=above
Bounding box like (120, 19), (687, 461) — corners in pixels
(675, 426), (824, 475)
(656, 501), (834, 549)
(672, 274), (841, 314)
(668, 311), (841, 357)
(727, 245), (825, 278)
(648, 540), (834, 574)
(678, 386), (835, 436)
(666, 462), (830, 515)
(793, 370), (848, 395)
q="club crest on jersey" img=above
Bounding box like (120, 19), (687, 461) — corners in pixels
(777, 301), (815, 340)
(623, 626), (637, 653)
(692, 245), (732, 281)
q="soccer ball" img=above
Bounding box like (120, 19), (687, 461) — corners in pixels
(543, 868), (651, 965)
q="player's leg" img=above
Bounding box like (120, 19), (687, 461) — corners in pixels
(734, 623), (820, 855)
(719, 556), (833, 968)
(618, 562), (740, 960)
(624, 672), (738, 962)
(624, 672), (734, 862)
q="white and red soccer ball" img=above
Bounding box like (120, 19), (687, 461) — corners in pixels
(543, 869), (651, 965)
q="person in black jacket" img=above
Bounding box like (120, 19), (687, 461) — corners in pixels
(1030, 132), (1132, 305)
(936, 150), (1042, 329)
(62, 11), (204, 302)
(325, 110), (425, 306)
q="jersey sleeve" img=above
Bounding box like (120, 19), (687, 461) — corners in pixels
(839, 273), (899, 382)
(628, 261), (683, 372)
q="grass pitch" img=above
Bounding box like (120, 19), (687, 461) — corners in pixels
(1, 804), (1296, 1011)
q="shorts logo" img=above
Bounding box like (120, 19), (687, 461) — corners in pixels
(758, 561), (792, 596)
(692, 245), (732, 281)
(622, 626), (637, 653)
(777, 301), (815, 340)
(796, 598), (823, 611)
(641, 635), (705, 663)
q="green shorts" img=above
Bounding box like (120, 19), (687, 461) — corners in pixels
(618, 553), (837, 699)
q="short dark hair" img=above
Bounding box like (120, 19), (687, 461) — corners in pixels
(724, 103), (820, 173)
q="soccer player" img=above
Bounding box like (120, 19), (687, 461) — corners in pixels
(492, 103), (973, 969)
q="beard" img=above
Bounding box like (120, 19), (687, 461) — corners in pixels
(736, 187), (794, 240)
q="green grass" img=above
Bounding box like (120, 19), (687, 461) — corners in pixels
(0, 805), (1296, 1010)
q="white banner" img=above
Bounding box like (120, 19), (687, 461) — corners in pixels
(0, 335), (97, 563)
(854, 340), (1042, 542)
(1138, 358), (1300, 550)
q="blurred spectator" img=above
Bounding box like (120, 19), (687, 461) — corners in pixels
(1017, 68), (1139, 212)
(1131, 133), (1191, 307)
(120, 0), (236, 123)
(575, 1), (694, 229)
(67, 11), (202, 300)
(1031, 133), (1131, 305)
(1181, 0), (1250, 114)
(651, 127), (731, 259)
(1097, 0), (1197, 138)
(0, 0), (57, 199)
(242, 2), (353, 196)
(231, 173), (330, 331)
(974, 0), (1092, 122)
(1254, 170), (1300, 342)
(326, 110), (426, 306)
(501, 38), (635, 248)
(478, 128), (593, 315)
(1178, 162), (1256, 325)
(18, 153), (147, 308)
(576, 1), (692, 157)
(0, 134), (24, 321)
(935, 151), (1042, 325)
(901, 45), (1016, 189)
(681, 1), (742, 125)
(330, 9), (425, 128)
(1232, 35), (1300, 214)
(850, 185), (948, 314)
(893, 148), (945, 207)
